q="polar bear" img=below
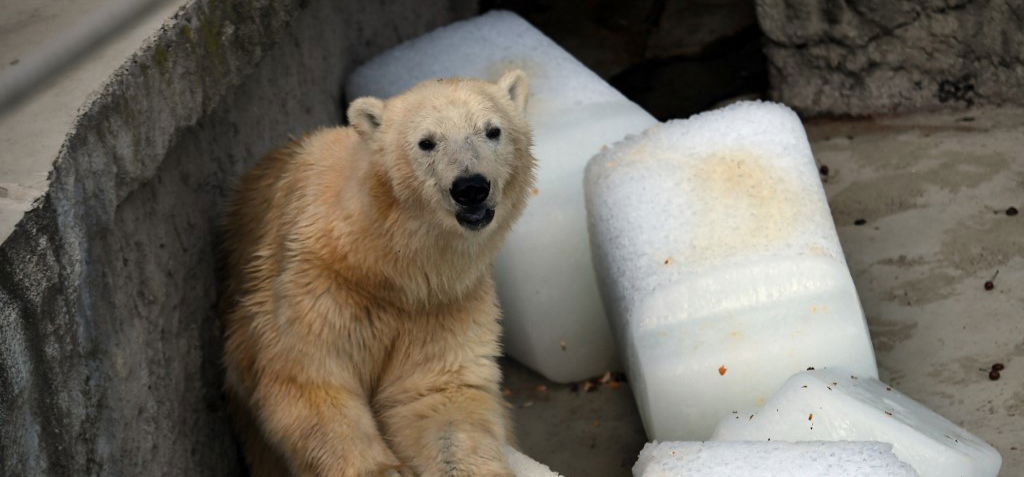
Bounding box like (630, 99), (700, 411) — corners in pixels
(220, 70), (535, 477)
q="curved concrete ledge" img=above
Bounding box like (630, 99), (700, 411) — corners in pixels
(0, 0), (187, 247)
(0, 0), (471, 474)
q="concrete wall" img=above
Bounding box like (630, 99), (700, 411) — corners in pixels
(756, 0), (1024, 116)
(0, 0), (472, 474)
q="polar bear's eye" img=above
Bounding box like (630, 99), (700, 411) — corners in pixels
(418, 139), (435, 151)
(486, 127), (501, 140)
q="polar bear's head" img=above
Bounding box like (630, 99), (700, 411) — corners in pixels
(347, 70), (535, 235)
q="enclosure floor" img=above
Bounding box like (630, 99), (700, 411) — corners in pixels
(504, 106), (1024, 477)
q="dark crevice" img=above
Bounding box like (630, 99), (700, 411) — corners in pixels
(610, 25), (769, 121)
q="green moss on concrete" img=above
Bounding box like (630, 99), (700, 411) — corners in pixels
(180, 24), (194, 43)
(152, 45), (170, 72)
(198, 0), (230, 59)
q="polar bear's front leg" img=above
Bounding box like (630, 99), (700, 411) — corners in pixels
(251, 374), (410, 477)
(380, 383), (514, 477)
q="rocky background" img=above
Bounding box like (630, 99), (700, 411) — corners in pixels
(757, 0), (1024, 116)
(486, 0), (1024, 117)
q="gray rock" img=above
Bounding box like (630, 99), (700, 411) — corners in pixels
(0, 0), (472, 475)
(756, 0), (1024, 115)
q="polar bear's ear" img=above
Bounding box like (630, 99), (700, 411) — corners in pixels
(497, 69), (529, 113)
(347, 97), (385, 140)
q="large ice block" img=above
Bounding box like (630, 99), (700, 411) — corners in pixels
(584, 101), (878, 439)
(506, 446), (563, 477)
(712, 369), (1002, 477)
(347, 11), (658, 382)
(633, 441), (918, 477)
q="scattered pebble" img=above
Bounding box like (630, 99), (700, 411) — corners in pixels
(989, 370), (1001, 381)
(854, 219), (867, 226)
(1008, 207), (1019, 216)
(992, 363), (1005, 372)
(985, 270), (999, 291)
(819, 165), (829, 175)
(571, 371), (627, 394)
(534, 384), (547, 393)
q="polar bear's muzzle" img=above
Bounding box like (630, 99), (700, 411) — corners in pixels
(451, 174), (495, 230)
(455, 206), (495, 231)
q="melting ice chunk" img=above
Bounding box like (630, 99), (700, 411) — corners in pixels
(348, 11), (658, 382)
(712, 368), (1002, 477)
(633, 441), (918, 477)
(584, 100), (878, 439)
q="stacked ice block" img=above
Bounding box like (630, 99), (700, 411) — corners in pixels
(506, 446), (563, 477)
(712, 368), (1003, 477)
(347, 11), (658, 382)
(584, 101), (878, 440)
(633, 441), (918, 477)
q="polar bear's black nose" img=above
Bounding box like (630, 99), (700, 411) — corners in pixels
(450, 174), (491, 206)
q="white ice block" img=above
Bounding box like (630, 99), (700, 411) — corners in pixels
(348, 11), (658, 382)
(711, 369), (1002, 477)
(633, 441), (918, 477)
(584, 101), (878, 439)
(634, 440), (917, 476)
(506, 446), (563, 477)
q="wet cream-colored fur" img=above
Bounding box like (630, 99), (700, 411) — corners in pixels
(221, 71), (535, 477)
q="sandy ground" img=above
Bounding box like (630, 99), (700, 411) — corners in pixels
(506, 107), (1024, 477)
